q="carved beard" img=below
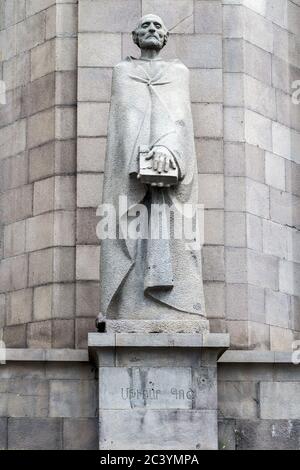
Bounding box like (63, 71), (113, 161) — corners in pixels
(135, 34), (168, 50)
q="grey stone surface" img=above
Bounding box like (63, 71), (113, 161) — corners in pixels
(0, 418), (7, 450)
(8, 418), (62, 450)
(99, 409), (217, 450)
(63, 418), (98, 450)
(260, 382), (300, 419)
(235, 420), (300, 451)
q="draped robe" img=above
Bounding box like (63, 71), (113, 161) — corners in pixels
(100, 56), (206, 321)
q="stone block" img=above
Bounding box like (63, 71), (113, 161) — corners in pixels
(0, 418), (7, 450)
(0, 119), (26, 161)
(190, 69), (222, 104)
(244, 7), (273, 53)
(28, 108), (55, 149)
(52, 319), (75, 349)
(246, 179), (269, 218)
(223, 39), (244, 73)
(8, 418), (62, 450)
(225, 248), (247, 284)
(76, 282), (100, 317)
(224, 143), (245, 177)
(195, 0), (222, 34)
(0, 88), (22, 127)
(260, 382), (300, 419)
(192, 104), (223, 139)
(203, 282), (224, 319)
(0, 255), (28, 293)
(46, 3), (78, 39)
(2, 0), (26, 28)
(224, 73), (244, 107)
(244, 75), (276, 120)
(55, 38), (77, 73)
(78, 103), (109, 137)
(142, 0), (194, 33)
(204, 210), (224, 246)
(33, 176), (75, 215)
(26, 0), (54, 16)
(76, 246), (100, 281)
(3, 52), (30, 91)
(245, 144), (265, 183)
(287, 0), (300, 35)
(0, 152), (28, 192)
(33, 285), (52, 321)
(16, 11), (45, 54)
(218, 419), (236, 451)
(198, 174), (224, 209)
(78, 68), (112, 103)
(27, 321), (52, 349)
(265, 289), (291, 329)
(263, 219), (291, 260)
(270, 325), (294, 351)
(49, 379), (97, 418)
(55, 71), (77, 106)
(4, 219), (26, 257)
(29, 140), (76, 182)
(77, 208), (100, 245)
(0, 184), (33, 225)
(245, 109), (272, 152)
(248, 321), (270, 350)
(196, 139), (223, 174)
(77, 137), (106, 173)
(79, 0), (140, 32)
(224, 107), (244, 142)
(99, 409), (217, 450)
(7, 289), (32, 326)
(78, 33), (121, 67)
(248, 250), (278, 290)
(29, 247), (75, 286)
(279, 260), (300, 297)
(75, 317), (96, 349)
(0, 24), (17, 61)
(0, 378), (49, 418)
(225, 177), (246, 212)
(225, 212), (246, 247)
(203, 246), (225, 282)
(223, 4), (243, 38)
(291, 296), (300, 331)
(235, 419), (300, 451)
(226, 321), (248, 349)
(244, 41), (272, 85)
(25, 213), (54, 252)
(30, 39), (55, 81)
(3, 324), (27, 348)
(55, 107), (76, 140)
(218, 381), (258, 419)
(226, 284), (248, 321)
(63, 418), (98, 450)
(77, 174), (103, 208)
(247, 214), (263, 252)
(270, 189), (300, 229)
(22, 73), (55, 117)
(162, 34), (222, 69)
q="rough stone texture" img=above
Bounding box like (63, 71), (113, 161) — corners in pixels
(0, 0), (77, 348)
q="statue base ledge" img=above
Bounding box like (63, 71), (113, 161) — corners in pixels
(88, 331), (229, 450)
(104, 318), (209, 334)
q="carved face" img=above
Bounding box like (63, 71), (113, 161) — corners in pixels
(132, 15), (169, 51)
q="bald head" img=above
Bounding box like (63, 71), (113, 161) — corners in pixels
(132, 14), (169, 50)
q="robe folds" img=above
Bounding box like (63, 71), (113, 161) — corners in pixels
(100, 56), (206, 320)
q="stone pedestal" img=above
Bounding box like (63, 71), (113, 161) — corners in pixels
(88, 332), (229, 450)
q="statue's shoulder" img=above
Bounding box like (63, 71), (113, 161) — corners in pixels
(112, 58), (132, 77)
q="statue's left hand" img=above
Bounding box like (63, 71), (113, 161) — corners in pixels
(145, 146), (177, 174)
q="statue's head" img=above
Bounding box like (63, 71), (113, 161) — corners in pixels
(132, 14), (169, 51)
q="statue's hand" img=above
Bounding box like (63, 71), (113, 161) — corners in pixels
(145, 146), (177, 174)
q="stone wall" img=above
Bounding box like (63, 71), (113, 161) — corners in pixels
(0, 0), (79, 348)
(218, 354), (300, 450)
(223, 0), (300, 350)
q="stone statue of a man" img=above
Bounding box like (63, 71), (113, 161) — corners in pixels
(98, 14), (208, 333)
